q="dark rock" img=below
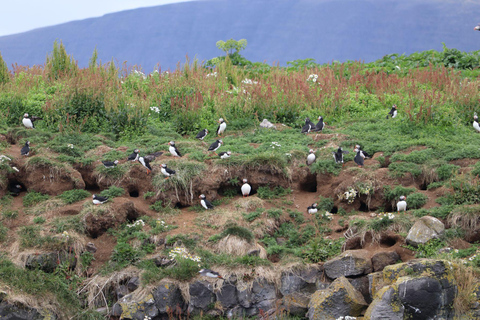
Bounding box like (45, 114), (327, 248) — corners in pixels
(0, 301), (44, 320)
(153, 280), (185, 314)
(280, 271), (317, 295)
(307, 276), (368, 319)
(282, 292), (310, 316)
(127, 277), (140, 292)
(115, 293), (158, 320)
(116, 285), (129, 300)
(25, 250), (76, 273)
(323, 250), (372, 279)
(247, 249), (261, 256)
(188, 281), (215, 313)
(152, 256), (174, 268)
(348, 275), (371, 304)
(372, 251), (400, 272)
(85, 242), (97, 253)
(216, 283), (238, 308)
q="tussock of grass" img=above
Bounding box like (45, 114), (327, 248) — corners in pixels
(99, 186), (124, 199)
(219, 152), (288, 175)
(22, 192), (49, 207)
(58, 189), (90, 204)
(214, 235), (267, 258)
(448, 205), (480, 235)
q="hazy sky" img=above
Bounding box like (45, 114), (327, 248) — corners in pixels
(0, 0), (195, 37)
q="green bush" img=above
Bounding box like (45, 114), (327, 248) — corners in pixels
(99, 186), (125, 198)
(266, 208), (283, 219)
(243, 209), (263, 222)
(23, 192), (49, 207)
(220, 224), (254, 243)
(256, 186), (291, 199)
(111, 242), (140, 266)
(58, 189), (90, 204)
(302, 238), (344, 262)
(436, 164), (459, 181)
(406, 193), (428, 209)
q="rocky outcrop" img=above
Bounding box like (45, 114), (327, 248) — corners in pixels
(307, 276), (368, 320)
(25, 250), (77, 273)
(406, 216), (445, 247)
(0, 301), (56, 320)
(372, 251), (400, 272)
(323, 249), (372, 279)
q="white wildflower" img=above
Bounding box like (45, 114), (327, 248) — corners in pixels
(150, 106), (160, 113)
(62, 231), (69, 239)
(307, 74), (319, 83)
(67, 144), (74, 149)
(127, 219), (145, 228)
(206, 72), (217, 78)
(323, 211), (333, 220)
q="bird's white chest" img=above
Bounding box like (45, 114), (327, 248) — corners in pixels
(397, 200), (407, 211)
(241, 183), (251, 196)
(139, 157), (146, 166)
(474, 121), (480, 132)
(218, 122), (226, 134)
(169, 146), (178, 156)
(161, 168), (170, 176)
(392, 110), (397, 118)
(201, 200), (208, 209)
(307, 154), (316, 165)
(93, 199), (103, 205)
(23, 118), (33, 128)
(221, 154), (230, 159)
(308, 208), (318, 214)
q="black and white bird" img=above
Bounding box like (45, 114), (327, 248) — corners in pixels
(386, 105), (398, 119)
(307, 203), (318, 215)
(208, 139), (222, 154)
(397, 195), (407, 212)
(306, 149), (316, 165)
(22, 113), (42, 129)
(241, 179), (251, 197)
(196, 129), (208, 140)
(102, 160), (119, 168)
(332, 147), (349, 164)
(144, 152), (163, 162)
(219, 151), (232, 159)
(354, 148), (365, 167)
(127, 149), (140, 161)
(312, 116), (325, 132)
(199, 194), (215, 210)
(301, 117), (314, 134)
(168, 141), (182, 157)
(160, 164), (176, 178)
(474, 113), (480, 133)
(138, 156), (152, 174)
(475, 23), (480, 31)
(354, 145), (371, 159)
(20, 141), (30, 156)
(92, 194), (108, 205)
(8, 183), (23, 196)
(199, 268), (224, 280)
(217, 118), (227, 136)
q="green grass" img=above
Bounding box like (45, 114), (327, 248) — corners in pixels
(220, 224), (254, 243)
(257, 185), (291, 199)
(58, 189), (90, 204)
(22, 191), (49, 207)
(99, 186), (125, 198)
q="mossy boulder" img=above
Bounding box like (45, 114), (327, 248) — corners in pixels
(323, 249), (372, 279)
(152, 280), (185, 314)
(114, 293), (158, 320)
(307, 276), (368, 320)
(406, 216), (445, 247)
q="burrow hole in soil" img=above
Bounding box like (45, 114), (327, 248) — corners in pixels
(358, 201), (369, 212)
(299, 173), (317, 193)
(129, 190), (139, 198)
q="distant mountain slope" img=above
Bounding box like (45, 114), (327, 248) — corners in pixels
(0, 0), (479, 71)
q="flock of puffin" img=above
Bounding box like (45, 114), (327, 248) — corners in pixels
(15, 108), (480, 214)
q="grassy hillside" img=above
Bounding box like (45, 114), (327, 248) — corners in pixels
(1, 46), (480, 318)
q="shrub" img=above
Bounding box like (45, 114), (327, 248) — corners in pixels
(388, 162), (422, 178)
(23, 192), (49, 207)
(266, 208), (283, 219)
(257, 186), (291, 199)
(243, 209), (263, 222)
(111, 242), (140, 266)
(58, 189), (90, 204)
(99, 186), (125, 198)
(302, 238), (344, 262)
(317, 197), (334, 212)
(406, 192), (428, 209)
(436, 164), (459, 181)
(33, 216), (46, 224)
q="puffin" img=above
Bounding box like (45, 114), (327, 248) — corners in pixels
(127, 149), (140, 161)
(8, 183), (23, 196)
(22, 113), (42, 129)
(241, 179), (252, 197)
(161, 164), (176, 179)
(386, 105), (397, 119)
(332, 147), (349, 164)
(306, 149), (316, 165)
(474, 113), (480, 133)
(217, 118), (227, 136)
(138, 156), (152, 174)
(219, 151), (232, 159)
(196, 129), (208, 140)
(92, 194), (108, 205)
(397, 195), (407, 212)
(307, 203), (318, 215)
(354, 148), (365, 167)
(20, 141), (30, 156)
(312, 116), (325, 132)
(144, 152), (163, 162)
(475, 24), (480, 31)
(199, 268), (224, 280)
(102, 160), (119, 168)
(168, 141), (182, 157)
(199, 194), (215, 210)
(208, 139), (223, 154)
(355, 144), (371, 159)
(301, 117), (313, 134)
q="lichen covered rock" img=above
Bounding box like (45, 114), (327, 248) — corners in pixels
(323, 250), (372, 279)
(406, 216), (445, 247)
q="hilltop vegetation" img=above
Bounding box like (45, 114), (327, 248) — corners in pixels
(1, 43), (480, 318)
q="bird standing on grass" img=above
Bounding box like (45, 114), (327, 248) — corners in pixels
(199, 194), (215, 210)
(312, 116), (325, 132)
(354, 148), (365, 168)
(208, 139), (223, 155)
(217, 118), (227, 136)
(196, 129), (208, 140)
(307, 203), (318, 214)
(386, 105), (398, 119)
(474, 113), (480, 133)
(199, 269), (224, 280)
(397, 196), (407, 212)
(241, 179), (251, 197)
(354, 144), (371, 159)
(138, 156), (152, 174)
(127, 149), (140, 161)
(102, 160), (119, 168)
(161, 164), (176, 179)
(168, 141), (182, 157)
(92, 194), (108, 205)
(22, 113), (42, 129)
(20, 141), (30, 156)
(219, 151), (232, 159)
(332, 147), (349, 164)
(306, 149), (316, 165)
(301, 118), (313, 134)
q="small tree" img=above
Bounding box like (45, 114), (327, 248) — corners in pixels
(216, 39), (248, 56)
(88, 47), (99, 70)
(0, 51), (10, 84)
(45, 40), (78, 80)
